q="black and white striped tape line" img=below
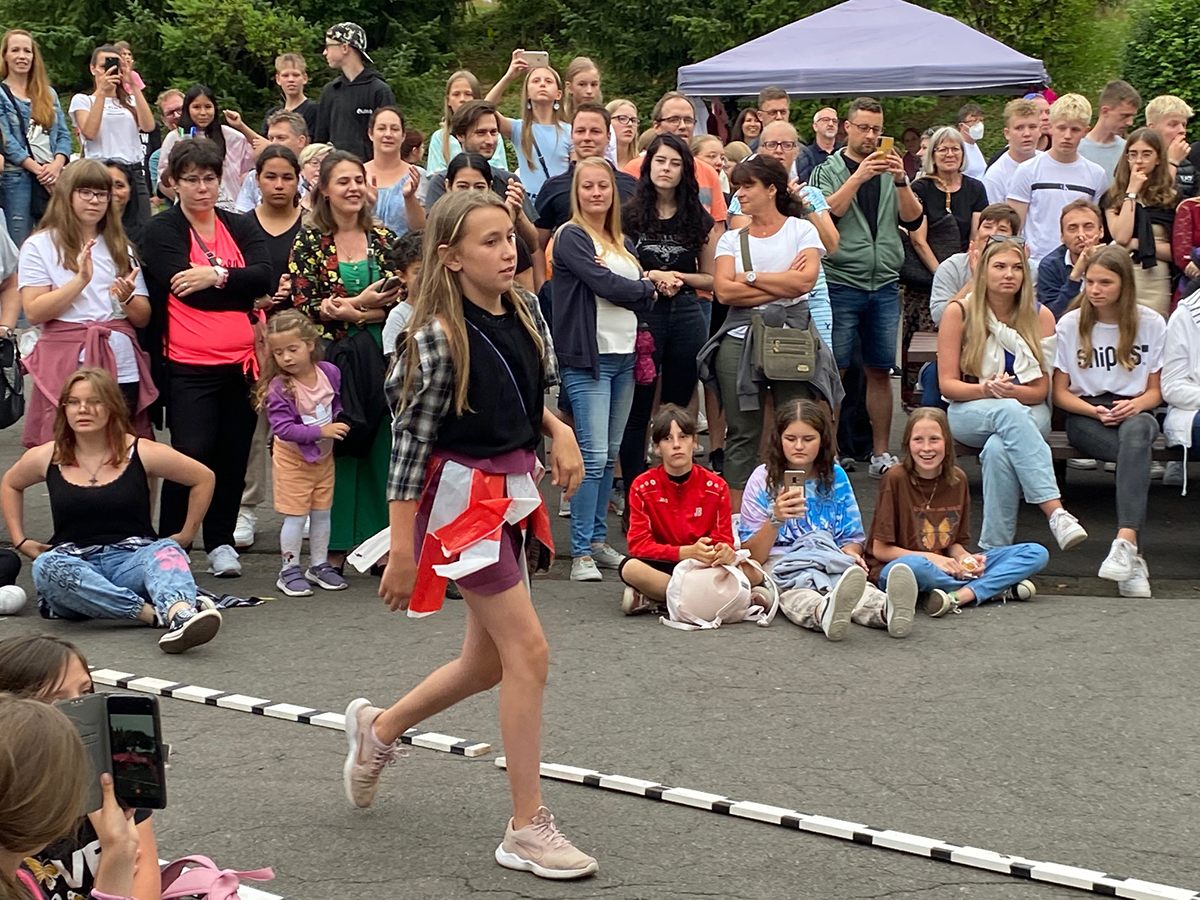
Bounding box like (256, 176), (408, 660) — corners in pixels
(90, 667), (492, 758)
(497, 758), (1197, 900)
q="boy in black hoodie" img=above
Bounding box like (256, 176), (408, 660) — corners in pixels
(315, 22), (395, 162)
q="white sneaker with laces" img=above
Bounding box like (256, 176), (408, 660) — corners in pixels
(1098, 537), (1137, 583)
(570, 556), (602, 582)
(1119, 557), (1152, 598)
(205, 544), (242, 577)
(589, 543), (625, 569)
(1048, 508), (1088, 550)
(1150, 462), (1166, 479)
(868, 453), (899, 478)
(233, 509), (256, 548)
(1066, 458), (1097, 470)
(820, 567), (865, 641)
(884, 563), (917, 638)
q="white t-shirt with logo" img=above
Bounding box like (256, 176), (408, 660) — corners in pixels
(68, 94), (143, 164)
(1053, 305), (1166, 398)
(18, 231), (146, 383)
(983, 149), (1042, 205)
(1006, 153), (1109, 265)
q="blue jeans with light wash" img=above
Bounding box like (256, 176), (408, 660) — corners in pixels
(0, 167), (33, 246)
(32, 539), (199, 622)
(560, 354), (636, 558)
(948, 399), (1056, 549)
(879, 544), (1049, 605)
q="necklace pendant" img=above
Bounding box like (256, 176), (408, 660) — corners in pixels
(88, 476), (98, 485)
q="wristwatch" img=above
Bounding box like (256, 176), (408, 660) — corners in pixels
(213, 265), (229, 288)
(746, 271), (757, 284)
(1125, 192), (1138, 200)
(895, 174), (910, 187)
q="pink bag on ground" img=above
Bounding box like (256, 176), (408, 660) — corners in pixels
(660, 550), (776, 630)
(160, 855), (275, 900)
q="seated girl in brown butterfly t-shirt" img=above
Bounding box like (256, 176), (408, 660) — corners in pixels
(865, 408), (1050, 617)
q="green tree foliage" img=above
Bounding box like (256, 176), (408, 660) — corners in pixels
(1123, 0), (1200, 113)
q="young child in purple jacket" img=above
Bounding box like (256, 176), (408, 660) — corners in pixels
(254, 310), (350, 596)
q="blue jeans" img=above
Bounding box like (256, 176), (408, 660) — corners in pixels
(561, 354), (636, 557)
(0, 167), (33, 246)
(948, 399), (1056, 549)
(918, 362), (948, 410)
(32, 539), (199, 622)
(879, 544), (1049, 605)
(828, 281), (901, 370)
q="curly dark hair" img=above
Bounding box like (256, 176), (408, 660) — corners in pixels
(622, 133), (710, 253)
(763, 399), (837, 494)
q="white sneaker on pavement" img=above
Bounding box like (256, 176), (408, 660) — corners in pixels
(1048, 508), (1088, 550)
(868, 453), (899, 478)
(205, 544), (242, 577)
(1066, 458), (1097, 470)
(820, 567), (865, 641)
(233, 509), (256, 548)
(884, 563), (917, 638)
(589, 543), (625, 569)
(570, 557), (602, 582)
(1119, 557), (1152, 598)
(1098, 537), (1137, 583)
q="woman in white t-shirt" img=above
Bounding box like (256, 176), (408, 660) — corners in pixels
(486, 50), (571, 202)
(17, 159), (154, 449)
(1053, 245), (1164, 598)
(709, 155), (827, 505)
(69, 45), (155, 228)
(550, 158), (656, 582)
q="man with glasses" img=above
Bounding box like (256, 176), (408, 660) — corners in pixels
(796, 107), (840, 183)
(811, 97), (924, 477)
(757, 86), (791, 125)
(145, 89), (184, 196)
(623, 91), (727, 225)
(313, 22), (395, 162)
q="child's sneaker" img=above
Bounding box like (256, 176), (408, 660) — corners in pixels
(306, 562), (349, 591)
(820, 567), (865, 641)
(494, 807), (599, 880)
(883, 563), (917, 638)
(342, 698), (401, 808)
(621, 585), (657, 616)
(277, 565), (313, 597)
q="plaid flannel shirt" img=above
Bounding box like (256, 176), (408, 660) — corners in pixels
(386, 288), (558, 501)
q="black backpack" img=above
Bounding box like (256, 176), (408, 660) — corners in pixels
(0, 335), (25, 430)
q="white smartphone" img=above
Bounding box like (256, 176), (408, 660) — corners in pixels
(518, 50), (551, 69)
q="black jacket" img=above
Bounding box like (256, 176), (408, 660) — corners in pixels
(313, 69), (395, 161)
(325, 328), (387, 458)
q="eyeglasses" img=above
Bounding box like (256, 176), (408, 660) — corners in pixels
(74, 188), (110, 202)
(987, 234), (1027, 246)
(934, 146), (962, 154)
(848, 122), (884, 135)
(64, 397), (105, 410)
(657, 116), (696, 127)
(761, 140), (798, 151)
(177, 175), (220, 188)
(162, 107), (183, 119)
(814, 116), (838, 125)
(612, 114), (638, 126)
(760, 109), (790, 120)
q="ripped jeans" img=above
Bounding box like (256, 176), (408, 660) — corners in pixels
(32, 538), (198, 623)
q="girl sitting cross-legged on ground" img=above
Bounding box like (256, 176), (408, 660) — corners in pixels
(1052, 246), (1164, 598)
(867, 407), (1049, 616)
(738, 399), (917, 641)
(618, 404), (763, 617)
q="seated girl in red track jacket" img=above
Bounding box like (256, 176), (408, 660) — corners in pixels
(618, 404), (763, 616)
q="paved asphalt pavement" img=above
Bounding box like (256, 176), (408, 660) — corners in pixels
(2, 384), (1199, 899)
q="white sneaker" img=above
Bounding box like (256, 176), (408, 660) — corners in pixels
(868, 453), (899, 478)
(558, 492), (571, 518)
(570, 556), (602, 582)
(1163, 461), (1185, 487)
(1098, 537), (1137, 583)
(1150, 462), (1166, 479)
(233, 509), (257, 548)
(1119, 556), (1152, 598)
(884, 563), (917, 638)
(1066, 458), (1097, 470)
(1048, 508), (1088, 550)
(205, 544), (242, 578)
(1103, 461), (1117, 473)
(820, 567), (865, 641)
(589, 543), (625, 569)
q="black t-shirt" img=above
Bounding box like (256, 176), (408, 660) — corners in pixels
(628, 209), (715, 300)
(912, 174), (989, 252)
(262, 99), (319, 140)
(516, 234), (533, 276)
(841, 154), (882, 238)
(27, 810), (153, 900)
(534, 163), (639, 231)
(434, 296), (544, 458)
(243, 209), (302, 305)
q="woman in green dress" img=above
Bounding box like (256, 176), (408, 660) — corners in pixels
(290, 150), (402, 572)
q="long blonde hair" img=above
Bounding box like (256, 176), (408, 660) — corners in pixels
(518, 66), (566, 171)
(0, 30), (56, 129)
(36, 159), (135, 278)
(440, 70), (481, 167)
(252, 310), (325, 411)
(0, 694), (89, 900)
(1068, 244), (1141, 371)
(564, 57), (601, 118)
(606, 99), (637, 163)
(960, 240), (1043, 378)
(566, 157), (637, 266)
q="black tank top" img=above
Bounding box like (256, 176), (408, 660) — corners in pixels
(47, 441), (157, 546)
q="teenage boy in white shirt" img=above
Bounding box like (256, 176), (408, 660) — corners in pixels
(983, 98), (1042, 204)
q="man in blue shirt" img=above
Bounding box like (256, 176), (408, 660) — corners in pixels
(1036, 199), (1105, 320)
(796, 107), (840, 183)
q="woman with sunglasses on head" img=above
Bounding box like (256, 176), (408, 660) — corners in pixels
(18, 159), (154, 449)
(0, 30), (72, 246)
(69, 44), (155, 228)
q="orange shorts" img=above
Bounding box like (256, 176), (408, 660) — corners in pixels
(272, 441), (334, 516)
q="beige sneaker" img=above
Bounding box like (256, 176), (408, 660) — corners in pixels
(494, 807), (599, 879)
(342, 698), (401, 808)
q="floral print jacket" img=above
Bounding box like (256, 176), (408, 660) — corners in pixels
(289, 223), (400, 341)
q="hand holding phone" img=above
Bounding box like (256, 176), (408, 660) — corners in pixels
(875, 136), (894, 158)
(518, 50), (550, 70)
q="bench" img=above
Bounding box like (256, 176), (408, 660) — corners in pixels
(909, 331), (938, 365)
(955, 432), (1177, 463)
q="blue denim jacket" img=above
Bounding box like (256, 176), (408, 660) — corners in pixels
(0, 84), (72, 167)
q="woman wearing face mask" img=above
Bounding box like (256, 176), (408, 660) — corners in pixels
(426, 70), (510, 174)
(0, 30), (72, 246)
(606, 99), (639, 170)
(364, 107), (425, 238)
(486, 50), (571, 202)
(157, 84), (254, 211)
(17, 160), (154, 448)
(445, 152), (536, 292)
(69, 45), (155, 230)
